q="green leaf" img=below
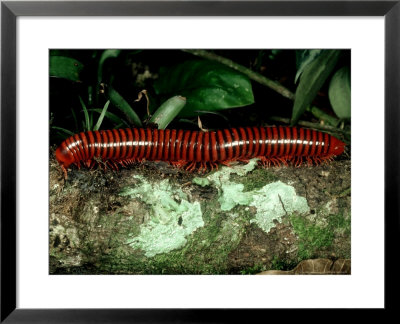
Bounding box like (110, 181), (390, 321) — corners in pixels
(149, 96), (186, 129)
(93, 100), (111, 131)
(50, 56), (84, 82)
(88, 108), (129, 127)
(108, 87), (142, 127)
(79, 96), (91, 131)
(295, 50), (323, 83)
(70, 108), (78, 133)
(51, 126), (75, 136)
(154, 60), (254, 117)
(328, 66), (351, 119)
(114, 123), (125, 129)
(268, 49), (282, 60)
(97, 49), (121, 84)
(291, 50), (341, 125)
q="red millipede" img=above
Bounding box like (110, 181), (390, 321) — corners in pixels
(55, 126), (346, 178)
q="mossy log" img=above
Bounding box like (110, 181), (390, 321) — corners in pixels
(49, 154), (350, 275)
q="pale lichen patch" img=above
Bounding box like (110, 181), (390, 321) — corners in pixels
(120, 175), (204, 257)
(192, 161), (309, 233)
(249, 181), (309, 233)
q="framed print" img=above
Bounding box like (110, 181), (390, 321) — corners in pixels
(1, 0), (398, 321)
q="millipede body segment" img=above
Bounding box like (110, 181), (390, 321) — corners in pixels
(55, 126), (346, 178)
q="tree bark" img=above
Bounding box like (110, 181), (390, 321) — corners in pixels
(49, 155), (350, 275)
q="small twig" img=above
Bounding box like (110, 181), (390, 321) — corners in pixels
(278, 194), (288, 216)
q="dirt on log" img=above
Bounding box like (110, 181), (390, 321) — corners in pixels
(49, 152), (351, 275)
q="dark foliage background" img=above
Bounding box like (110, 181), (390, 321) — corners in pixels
(50, 49), (350, 147)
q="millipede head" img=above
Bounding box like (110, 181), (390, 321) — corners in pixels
(55, 143), (75, 178)
(329, 137), (346, 156)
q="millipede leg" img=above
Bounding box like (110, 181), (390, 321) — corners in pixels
(279, 157), (289, 166)
(118, 160), (128, 167)
(61, 165), (68, 179)
(258, 156), (268, 167)
(209, 161), (218, 171)
(171, 160), (188, 169)
(294, 156), (303, 167)
(220, 161), (232, 167)
(110, 160), (119, 170)
(198, 161), (208, 173)
(185, 162), (193, 172)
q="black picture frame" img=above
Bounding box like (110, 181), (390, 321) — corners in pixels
(1, 0), (398, 322)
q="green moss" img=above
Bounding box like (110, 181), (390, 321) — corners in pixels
(290, 214), (333, 259)
(162, 198), (246, 274)
(290, 212), (350, 260)
(240, 263), (266, 275)
(229, 168), (278, 192)
(269, 256), (297, 271)
(328, 212), (351, 235)
(88, 160), (348, 274)
(111, 175), (247, 273)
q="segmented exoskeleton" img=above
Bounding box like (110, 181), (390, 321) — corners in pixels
(55, 126), (346, 178)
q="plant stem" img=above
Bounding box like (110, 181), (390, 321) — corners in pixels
(307, 106), (340, 127)
(268, 116), (350, 137)
(182, 49), (295, 100)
